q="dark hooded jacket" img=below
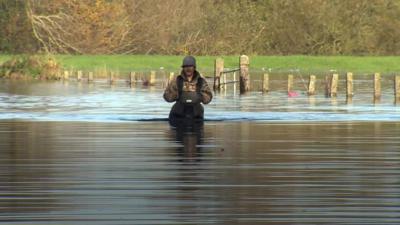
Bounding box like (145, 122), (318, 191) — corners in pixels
(163, 70), (212, 119)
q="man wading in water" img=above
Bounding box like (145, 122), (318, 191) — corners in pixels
(163, 56), (213, 125)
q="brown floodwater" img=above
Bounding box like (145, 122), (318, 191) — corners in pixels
(1, 121), (400, 224)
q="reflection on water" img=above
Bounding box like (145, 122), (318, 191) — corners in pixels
(170, 121), (204, 163)
(0, 79), (400, 122)
(0, 79), (399, 224)
(1, 121), (400, 224)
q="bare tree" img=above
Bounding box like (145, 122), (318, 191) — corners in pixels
(7, 0), (400, 55)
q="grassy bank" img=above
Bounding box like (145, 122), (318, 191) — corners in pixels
(1, 55), (400, 75)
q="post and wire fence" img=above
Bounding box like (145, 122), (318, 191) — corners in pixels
(58, 55), (400, 104)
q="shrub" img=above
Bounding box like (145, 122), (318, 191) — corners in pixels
(0, 55), (60, 80)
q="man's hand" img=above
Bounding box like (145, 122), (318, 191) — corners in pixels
(163, 77), (178, 102)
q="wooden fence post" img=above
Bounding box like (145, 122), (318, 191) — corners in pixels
(346, 72), (354, 98)
(288, 74), (294, 93)
(149, 71), (156, 86)
(77, 70), (82, 82)
(109, 72), (115, 84)
(239, 55), (250, 94)
(330, 74), (339, 97)
(63, 70), (69, 81)
(214, 58), (224, 91)
(395, 75), (400, 104)
(129, 72), (136, 85)
(307, 75), (316, 95)
(262, 73), (269, 93)
(325, 75), (330, 97)
(346, 96), (353, 104)
(159, 69), (166, 87)
(88, 72), (94, 82)
(374, 73), (381, 99)
(168, 72), (175, 83)
(233, 71), (237, 94)
(222, 72), (227, 90)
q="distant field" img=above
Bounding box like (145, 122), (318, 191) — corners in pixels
(1, 54), (400, 75)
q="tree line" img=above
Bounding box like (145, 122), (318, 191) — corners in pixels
(1, 0), (400, 55)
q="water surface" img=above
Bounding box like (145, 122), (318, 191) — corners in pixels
(0, 78), (399, 122)
(0, 80), (399, 224)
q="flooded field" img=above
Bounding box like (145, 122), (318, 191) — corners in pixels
(1, 79), (400, 224)
(0, 76), (399, 122)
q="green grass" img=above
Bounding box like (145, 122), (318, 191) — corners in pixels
(1, 54), (400, 75)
